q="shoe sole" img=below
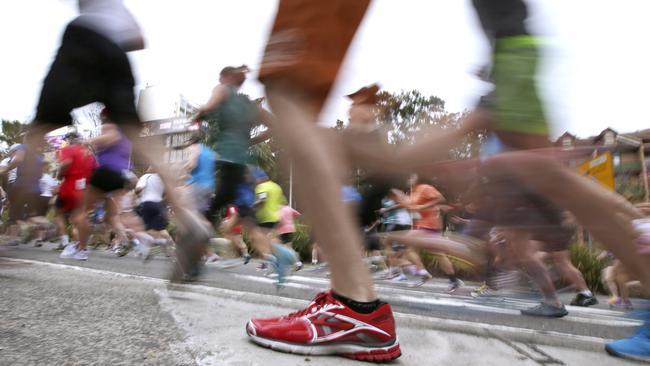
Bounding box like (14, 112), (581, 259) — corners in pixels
(520, 310), (569, 318)
(605, 344), (650, 363)
(246, 323), (401, 362)
(572, 300), (599, 307)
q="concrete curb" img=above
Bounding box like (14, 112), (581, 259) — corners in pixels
(1, 257), (613, 352)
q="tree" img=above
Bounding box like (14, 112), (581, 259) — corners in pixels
(72, 102), (104, 138)
(0, 119), (25, 154)
(375, 89), (483, 160)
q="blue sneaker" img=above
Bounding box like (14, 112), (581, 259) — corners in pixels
(271, 244), (297, 287)
(605, 319), (650, 362)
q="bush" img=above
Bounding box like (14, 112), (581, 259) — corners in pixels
(292, 223), (313, 261)
(569, 243), (607, 294)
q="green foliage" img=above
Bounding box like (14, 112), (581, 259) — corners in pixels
(375, 90), (484, 160)
(376, 90), (446, 145)
(616, 175), (645, 202)
(0, 119), (25, 154)
(569, 243), (607, 294)
(290, 223), (313, 261)
(248, 139), (279, 181)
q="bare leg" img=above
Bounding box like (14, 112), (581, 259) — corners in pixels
(506, 229), (561, 306)
(265, 91), (376, 302)
(77, 187), (104, 251)
(384, 231), (488, 269)
(484, 152), (650, 292)
(104, 193), (128, 244)
(603, 266), (620, 298)
(551, 250), (589, 292)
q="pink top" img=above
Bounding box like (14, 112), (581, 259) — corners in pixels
(277, 206), (300, 234)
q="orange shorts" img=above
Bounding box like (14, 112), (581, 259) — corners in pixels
(258, 0), (371, 113)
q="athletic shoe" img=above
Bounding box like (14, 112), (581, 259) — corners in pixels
(243, 254), (252, 265)
(448, 278), (464, 293)
(72, 249), (88, 261)
(115, 244), (130, 257)
(205, 254), (221, 263)
(391, 274), (408, 282)
(570, 293), (598, 307)
(60, 243), (78, 258)
(295, 261), (303, 271)
(521, 302), (568, 318)
(246, 291), (401, 361)
(605, 318), (650, 362)
(470, 283), (493, 298)
(383, 269), (402, 280)
(608, 297), (633, 310)
(140, 244), (153, 263)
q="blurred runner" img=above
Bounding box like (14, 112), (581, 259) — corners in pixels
(24, 0), (210, 275)
(277, 204), (302, 269)
(56, 131), (96, 259)
(253, 169), (298, 285)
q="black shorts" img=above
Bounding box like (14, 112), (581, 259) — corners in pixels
(280, 232), (295, 244)
(35, 24), (138, 127)
(90, 166), (126, 192)
(136, 201), (169, 231)
(208, 162), (250, 221)
(258, 221), (278, 230)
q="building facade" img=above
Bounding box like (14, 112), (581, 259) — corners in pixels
(137, 86), (199, 165)
(554, 128), (650, 202)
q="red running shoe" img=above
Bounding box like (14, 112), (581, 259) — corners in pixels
(246, 291), (401, 362)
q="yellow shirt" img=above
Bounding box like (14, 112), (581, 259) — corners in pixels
(255, 180), (286, 223)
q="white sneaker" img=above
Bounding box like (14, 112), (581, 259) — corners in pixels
(72, 249), (88, 261)
(205, 254), (221, 263)
(60, 243), (78, 258)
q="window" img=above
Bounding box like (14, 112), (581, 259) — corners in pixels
(604, 131), (615, 146)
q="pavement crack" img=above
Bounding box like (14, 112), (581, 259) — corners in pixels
(485, 329), (565, 365)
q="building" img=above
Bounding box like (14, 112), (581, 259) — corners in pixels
(554, 127), (650, 202)
(137, 85), (199, 165)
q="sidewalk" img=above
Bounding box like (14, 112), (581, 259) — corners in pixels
(0, 257), (638, 365)
(160, 286), (633, 366)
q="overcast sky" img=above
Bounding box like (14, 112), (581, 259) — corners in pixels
(1, 0), (649, 138)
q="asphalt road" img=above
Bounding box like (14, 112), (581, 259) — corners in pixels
(1, 241), (640, 343)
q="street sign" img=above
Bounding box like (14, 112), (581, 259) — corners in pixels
(577, 151), (615, 190)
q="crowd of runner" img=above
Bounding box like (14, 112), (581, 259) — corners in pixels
(1, 0), (650, 363)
